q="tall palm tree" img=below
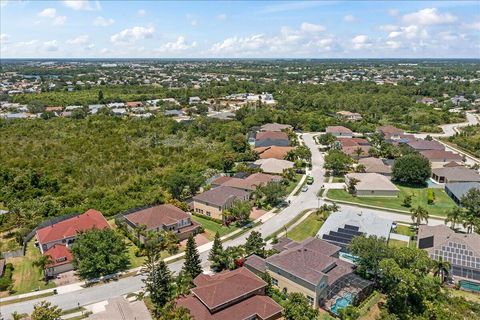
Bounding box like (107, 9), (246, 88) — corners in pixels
(432, 257), (451, 283)
(162, 230), (179, 255)
(445, 207), (464, 230)
(462, 214), (479, 234)
(410, 206), (429, 229)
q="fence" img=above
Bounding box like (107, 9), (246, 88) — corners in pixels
(1, 248), (24, 259)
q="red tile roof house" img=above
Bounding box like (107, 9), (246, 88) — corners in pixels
(326, 126), (353, 138)
(123, 204), (200, 243)
(35, 209), (110, 277)
(126, 101), (143, 108)
(176, 267), (283, 320)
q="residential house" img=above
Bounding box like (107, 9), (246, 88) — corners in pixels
(451, 95), (469, 106)
(44, 244), (74, 278)
(253, 158), (294, 175)
(326, 126), (353, 138)
(416, 97), (436, 105)
(88, 297), (152, 320)
(123, 204), (200, 242)
(245, 238), (372, 310)
(176, 267), (283, 320)
(342, 145), (371, 158)
(445, 182), (480, 205)
(189, 96), (201, 105)
(260, 123), (293, 132)
(377, 125), (404, 140)
(345, 173), (400, 197)
(254, 146), (295, 160)
(254, 131), (290, 148)
(192, 186), (250, 220)
(431, 167), (480, 184)
(406, 140), (444, 151)
(336, 111), (362, 121)
(357, 157), (392, 176)
(420, 150), (463, 165)
(316, 211), (394, 249)
(126, 101), (143, 108)
(417, 225), (480, 282)
(211, 173), (282, 193)
(35, 209), (110, 254)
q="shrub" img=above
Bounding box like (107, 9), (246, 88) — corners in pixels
(427, 189), (434, 205)
(0, 263), (14, 291)
(192, 212), (224, 224)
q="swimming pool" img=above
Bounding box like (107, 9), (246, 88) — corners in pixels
(459, 280), (480, 293)
(339, 252), (359, 264)
(330, 292), (354, 315)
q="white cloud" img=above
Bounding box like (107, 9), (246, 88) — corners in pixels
(217, 13), (227, 21)
(388, 9), (399, 17)
(63, 0), (100, 11)
(300, 22), (325, 33)
(100, 48), (110, 54)
(387, 25), (428, 40)
(385, 40), (402, 49)
(137, 9), (146, 16)
(67, 35), (89, 45)
(402, 8), (457, 25)
(94, 16), (114, 27)
(0, 33), (9, 44)
(379, 25), (399, 32)
(54, 16), (67, 25)
(344, 15), (357, 22)
(157, 36), (197, 52)
(351, 35), (371, 50)
(186, 14), (198, 26)
(43, 40), (59, 51)
(38, 8), (56, 18)
(210, 34), (267, 55)
(110, 26), (155, 44)
(463, 21), (480, 30)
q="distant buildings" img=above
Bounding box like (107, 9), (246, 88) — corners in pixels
(336, 111), (362, 121)
(326, 126), (353, 138)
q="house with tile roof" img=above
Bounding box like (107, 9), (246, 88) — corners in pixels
(260, 123), (293, 132)
(36, 209), (110, 254)
(420, 150), (463, 165)
(357, 157), (392, 176)
(345, 173), (399, 197)
(44, 244), (74, 278)
(211, 173), (282, 192)
(326, 126), (353, 138)
(431, 167), (480, 184)
(406, 140), (444, 151)
(253, 158), (295, 174)
(254, 131), (290, 148)
(445, 182), (480, 205)
(176, 267), (283, 320)
(254, 146), (295, 159)
(123, 204), (200, 242)
(192, 186), (250, 220)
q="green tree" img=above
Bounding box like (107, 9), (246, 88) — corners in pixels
(158, 301), (192, 320)
(402, 195), (413, 208)
(228, 200), (252, 224)
(208, 231), (225, 272)
(461, 188), (480, 218)
(445, 207), (464, 229)
(338, 306), (360, 320)
(70, 228), (130, 279)
(349, 235), (391, 283)
(255, 181), (287, 207)
(31, 301), (62, 320)
(431, 257), (451, 283)
(174, 271), (193, 297)
(347, 177), (359, 195)
(244, 231), (266, 257)
(392, 154), (431, 185)
(182, 234), (202, 279)
(410, 206), (429, 229)
(32, 255), (53, 282)
(284, 292), (319, 320)
(324, 150), (353, 175)
(318, 133), (336, 147)
(98, 90), (104, 102)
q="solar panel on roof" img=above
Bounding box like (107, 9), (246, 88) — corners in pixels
(337, 228), (363, 237)
(330, 231), (355, 241)
(344, 225), (360, 231)
(323, 234), (351, 244)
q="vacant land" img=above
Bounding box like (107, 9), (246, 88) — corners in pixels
(191, 215), (238, 240)
(287, 212), (324, 242)
(328, 185), (456, 216)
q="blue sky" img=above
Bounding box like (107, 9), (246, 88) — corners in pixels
(1, 0), (479, 58)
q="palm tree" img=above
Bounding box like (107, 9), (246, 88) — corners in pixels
(162, 231), (180, 255)
(410, 206), (429, 229)
(32, 255), (53, 282)
(355, 164), (366, 173)
(445, 207), (464, 230)
(432, 257), (451, 283)
(354, 147), (364, 159)
(11, 312), (23, 320)
(462, 214), (479, 234)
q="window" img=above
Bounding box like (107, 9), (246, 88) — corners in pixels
(307, 296), (314, 306)
(272, 278), (278, 286)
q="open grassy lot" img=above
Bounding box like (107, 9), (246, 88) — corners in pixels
(8, 241), (56, 294)
(191, 215), (238, 240)
(287, 212), (324, 242)
(327, 184), (456, 216)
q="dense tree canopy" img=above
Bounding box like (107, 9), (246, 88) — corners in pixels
(392, 153), (431, 185)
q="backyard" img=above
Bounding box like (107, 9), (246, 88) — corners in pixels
(287, 212), (325, 242)
(191, 215), (238, 240)
(327, 184), (456, 216)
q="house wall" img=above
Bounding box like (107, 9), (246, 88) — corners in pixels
(45, 262), (74, 278)
(356, 189), (399, 197)
(331, 132), (352, 138)
(39, 236), (76, 254)
(193, 201), (223, 220)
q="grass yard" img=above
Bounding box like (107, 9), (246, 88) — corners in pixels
(8, 241), (56, 294)
(286, 173), (302, 195)
(287, 212), (324, 242)
(388, 239), (408, 248)
(332, 175), (345, 183)
(448, 288), (480, 303)
(191, 215), (238, 240)
(327, 184), (456, 216)
(394, 224), (415, 237)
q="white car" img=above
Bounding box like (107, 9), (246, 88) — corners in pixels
(301, 186), (309, 192)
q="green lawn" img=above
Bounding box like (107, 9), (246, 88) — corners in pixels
(327, 185), (456, 216)
(8, 241), (56, 294)
(286, 173), (302, 195)
(332, 176), (345, 183)
(394, 224), (415, 237)
(388, 239), (408, 248)
(287, 212), (324, 242)
(191, 215), (238, 240)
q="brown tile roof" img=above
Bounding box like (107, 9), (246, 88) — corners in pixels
(193, 186), (250, 207)
(358, 157), (392, 174)
(45, 244), (73, 268)
(245, 254), (267, 273)
(254, 146), (295, 159)
(407, 140), (444, 151)
(266, 238), (353, 286)
(444, 161), (462, 167)
(377, 125), (404, 135)
(191, 268), (267, 310)
(342, 145), (371, 157)
(420, 150), (463, 162)
(213, 173), (282, 191)
(326, 126), (353, 134)
(432, 167), (480, 183)
(271, 237), (296, 252)
(260, 123), (292, 132)
(255, 131), (289, 141)
(418, 225), (480, 256)
(337, 137), (369, 147)
(124, 204), (191, 229)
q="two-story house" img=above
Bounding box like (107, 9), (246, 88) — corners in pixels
(192, 186), (250, 220)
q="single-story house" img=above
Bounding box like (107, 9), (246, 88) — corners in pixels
(337, 137), (370, 147)
(326, 126), (353, 138)
(254, 131), (290, 148)
(126, 101), (143, 108)
(431, 167), (480, 184)
(176, 267), (283, 320)
(445, 182), (480, 205)
(253, 158), (295, 175)
(123, 204), (200, 242)
(336, 111), (362, 121)
(44, 244), (74, 278)
(260, 123), (293, 132)
(245, 238), (372, 310)
(417, 225), (480, 282)
(254, 146), (295, 159)
(342, 145), (371, 158)
(36, 209), (110, 254)
(192, 186), (250, 220)
(317, 211), (394, 249)
(420, 150), (463, 164)
(358, 157), (392, 176)
(189, 96), (201, 105)
(345, 173), (400, 197)
(417, 97), (436, 105)
(88, 297), (152, 320)
(406, 140), (444, 151)
(211, 173), (282, 192)
(377, 125), (404, 139)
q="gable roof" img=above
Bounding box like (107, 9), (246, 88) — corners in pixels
(193, 186), (249, 207)
(260, 123), (292, 132)
(358, 157), (392, 174)
(191, 268), (267, 310)
(407, 140), (444, 151)
(420, 150), (463, 162)
(254, 146), (295, 159)
(326, 126), (352, 134)
(124, 204), (190, 229)
(377, 125), (404, 135)
(255, 131), (289, 141)
(432, 167), (480, 183)
(36, 209), (110, 244)
(44, 244), (73, 268)
(346, 172), (399, 192)
(254, 158), (294, 174)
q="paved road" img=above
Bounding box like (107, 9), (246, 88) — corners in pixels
(0, 132), (453, 318)
(414, 112), (478, 139)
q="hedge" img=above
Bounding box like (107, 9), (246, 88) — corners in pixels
(192, 212), (224, 225)
(427, 189), (435, 205)
(0, 263), (14, 291)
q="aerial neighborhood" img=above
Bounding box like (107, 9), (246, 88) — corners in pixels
(1, 46), (480, 320)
